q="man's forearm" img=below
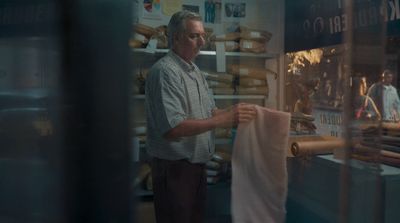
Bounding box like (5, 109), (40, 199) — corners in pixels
(163, 118), (217, 140)
(164, 104), (256, 140)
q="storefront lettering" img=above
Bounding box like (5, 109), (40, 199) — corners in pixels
(387, 0), (400, 21)
(303, 0), (400, 36)
(328, 6), (379, 34)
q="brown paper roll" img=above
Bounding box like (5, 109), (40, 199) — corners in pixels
(353, 143), (400, 159)
(291, 140), (345, 156)
(382, 150), (400, 159)
(352, 144), (400, 167)
(382, 122), (400, 131)
(358, 122), (400, 132)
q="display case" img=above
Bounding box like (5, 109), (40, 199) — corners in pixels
(284, 0), (400, 222)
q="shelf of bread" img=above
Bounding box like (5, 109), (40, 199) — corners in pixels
(132, 94), (265, 100)
(132, 47), (278, 58)
(131, 22), (276, 55)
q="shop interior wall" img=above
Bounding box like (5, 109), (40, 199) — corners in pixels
(132, 0), (285, 109)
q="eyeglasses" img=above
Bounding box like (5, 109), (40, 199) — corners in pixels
(185, 32), (207, 41)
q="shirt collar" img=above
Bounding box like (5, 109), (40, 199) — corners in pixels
(169, 50), (197, 72)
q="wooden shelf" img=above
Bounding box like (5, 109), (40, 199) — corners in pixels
(213, 95), (266, 100)
(133, 94), (266, 100)
(132, 48), (278, 59)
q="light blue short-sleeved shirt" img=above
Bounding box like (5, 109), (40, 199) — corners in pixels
(145, 51), (216, 163)
(382, 85), (400, 121)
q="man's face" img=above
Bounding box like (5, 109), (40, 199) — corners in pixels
(174, 20), (206, 62)
(382, 73), (393, 85)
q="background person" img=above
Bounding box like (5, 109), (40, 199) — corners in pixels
(367, 69), (400, 122)
(352, 77), (381, 120)
(144, 10), (257, 223)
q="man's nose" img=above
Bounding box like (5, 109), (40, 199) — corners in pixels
(198, 35), (206, 46)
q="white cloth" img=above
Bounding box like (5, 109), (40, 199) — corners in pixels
(231, 106), (290, 223)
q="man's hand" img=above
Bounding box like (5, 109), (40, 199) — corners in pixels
(212, 103), (257, 128)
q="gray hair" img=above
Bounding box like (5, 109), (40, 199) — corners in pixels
(167, 10), (202, 48)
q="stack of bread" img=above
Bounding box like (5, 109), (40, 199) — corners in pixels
(205, 71), (235, 95)
(130, 23), (169, 49)
(209, 26), (272, 53)
(209, 32), (241, 52)
(352, 122), (400, 167)
(130, 23), (214, 49)
(290, 112), (316, 134)
(205, 67), (271, 96)
(130, 23), (157, 48)
(228, 64), (270, 96)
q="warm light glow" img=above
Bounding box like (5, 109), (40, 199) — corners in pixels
(287, 49), (324, 74)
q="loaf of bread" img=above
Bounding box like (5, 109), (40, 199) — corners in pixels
(207, 80), (233, 88)
(134, 23), (157, 38)
(210, 40), (240, 52)
(237, 77), (268, 87)
(228, 64), (269, 80)
(235, 86), (269, 95)
(205, 72), (234, 83)
(239, 39), (267, 53)
(239, 26), (272, 42)
(129, 39), (144, 48)
(210, 32), (241, 41)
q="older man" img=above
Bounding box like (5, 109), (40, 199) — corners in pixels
(145, 10), (256, 223)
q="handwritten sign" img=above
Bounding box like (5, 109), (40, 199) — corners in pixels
(312, 107), (343, 137)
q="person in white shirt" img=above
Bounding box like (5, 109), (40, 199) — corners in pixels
(367, 69), (400, 122)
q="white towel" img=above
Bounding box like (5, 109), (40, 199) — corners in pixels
(231, 106), (290, 223)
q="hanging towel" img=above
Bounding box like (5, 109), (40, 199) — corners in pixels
(231, 106), (290, 223)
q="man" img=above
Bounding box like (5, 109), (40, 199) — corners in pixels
(144, 10), (257, 223)
(367, 69), (400, 122)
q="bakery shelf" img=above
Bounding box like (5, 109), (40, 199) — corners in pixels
(132, 48), (278, 58)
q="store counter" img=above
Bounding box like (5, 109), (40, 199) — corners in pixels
(286, 154), (400, 223)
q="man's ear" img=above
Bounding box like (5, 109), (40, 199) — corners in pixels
(173, 32), (183, 43)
